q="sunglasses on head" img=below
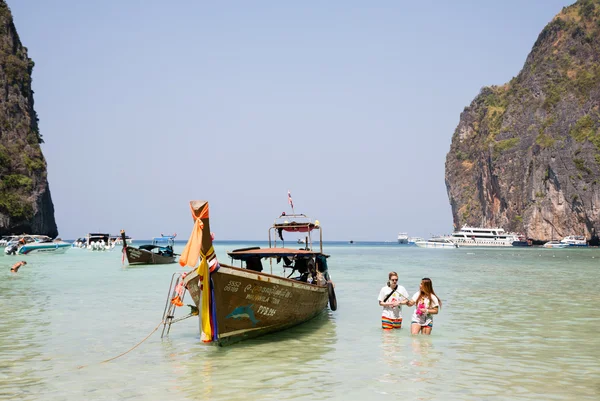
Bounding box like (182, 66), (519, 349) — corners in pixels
(422, 278), (431, 281)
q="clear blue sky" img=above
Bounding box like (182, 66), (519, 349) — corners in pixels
(10, 0), (572, 241)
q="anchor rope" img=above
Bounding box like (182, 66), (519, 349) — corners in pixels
(77, 311), (196, 370)
(77, 320), (162, 369)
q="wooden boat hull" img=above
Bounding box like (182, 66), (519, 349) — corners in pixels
(124, 246), (176, 265)
(185, 264), (329, 345)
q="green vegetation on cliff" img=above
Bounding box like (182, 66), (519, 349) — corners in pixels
(445, 0), (600, 239)
(0, 1), (56, 236)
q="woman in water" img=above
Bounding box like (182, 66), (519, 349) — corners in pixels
(408, 277), (441, 335)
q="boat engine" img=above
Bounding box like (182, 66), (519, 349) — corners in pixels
(5, 243), (19, 255)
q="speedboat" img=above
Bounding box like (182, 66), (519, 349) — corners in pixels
(560, 235), (587, 247)
(0, 235), (19, 248)
(5, 235), (71, 255)
(415, 237), (459, 249)
(512, 233), (533, 247)
(408, 236), (424, 245)
(543, 241), (569, 249)
(72, 233), (116, 250)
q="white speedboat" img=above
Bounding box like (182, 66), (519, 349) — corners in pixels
(560, 235), (587, 247)
(408, 236), (424, 245)
(397, 232), (409, 244)
(72, 233), (131, 250)
(5, 235), (71, 255)
(0, 235), (19, 248)
(415, 237), (459, 249)
(449, 226), (520, 247)
(543, 241), (569, 249)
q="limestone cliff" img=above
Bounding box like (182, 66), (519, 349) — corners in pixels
(0, 1), (57, 237)
(445, 0), (600, 241)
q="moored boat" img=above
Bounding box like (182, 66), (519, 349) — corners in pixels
(512, 233), (533, 247)
(73, 233), (115, 251)
(450, 226), (519, 247)
(4, 235), (71, 255)
(120, 230), (177, 265)
(408, 236), (424, 245)
(0, 235), (19, 248)
(163, 200), (337, 345)
(560, 235), (588, 247)
(397, 232), (409, 244)
(415, 237), (459, 249)
(543, 240), (569, 249)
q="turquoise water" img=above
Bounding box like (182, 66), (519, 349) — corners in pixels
(1, 242), (599, 400)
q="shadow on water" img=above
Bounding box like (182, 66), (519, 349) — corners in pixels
(160, 310), (338, 400)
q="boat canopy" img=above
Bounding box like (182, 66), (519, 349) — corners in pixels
(273, 222), (316, 233)
(227, 247), (328, 261)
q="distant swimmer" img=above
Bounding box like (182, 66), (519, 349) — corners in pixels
(10, 260), (26, 272)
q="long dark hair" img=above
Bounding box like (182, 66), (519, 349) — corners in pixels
(418, 277), (441, 307)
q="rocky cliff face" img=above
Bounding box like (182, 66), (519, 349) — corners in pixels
(445, 0), (600, 241)
(0, 1), (57, 237)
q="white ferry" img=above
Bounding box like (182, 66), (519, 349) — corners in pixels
(450, 226), (520, 247)
(560, 235), (587, 247)
(397, 232), (409, 244)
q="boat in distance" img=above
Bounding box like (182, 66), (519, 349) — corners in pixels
(408, 236), (424, 245)
(397, 232), (409, 244)
(120, 230), (177, 265)
(450, 226), (519, 247)
(543, 240), (569, 249)
(560, 235), (588, 247)
(415, 237), (459, 249)
(163, 200), (337, 346)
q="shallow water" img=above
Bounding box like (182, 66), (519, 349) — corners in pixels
(1, 243), (599, 400)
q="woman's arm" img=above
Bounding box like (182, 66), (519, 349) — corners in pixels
(426, 306), (439, 315)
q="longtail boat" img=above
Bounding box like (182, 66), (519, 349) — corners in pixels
(120, 230), (177, 265)
(164, 200), (337, 345)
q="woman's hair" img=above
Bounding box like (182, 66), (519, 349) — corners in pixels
(387, 271), (398, 287)
(418, 277), (442, 307)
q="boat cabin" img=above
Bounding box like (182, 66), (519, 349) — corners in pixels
(227, 213), (329, 284)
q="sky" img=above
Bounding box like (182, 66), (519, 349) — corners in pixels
(9, 0), (573, 241)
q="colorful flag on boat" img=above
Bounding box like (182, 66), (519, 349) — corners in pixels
(288, 190), (294, 209)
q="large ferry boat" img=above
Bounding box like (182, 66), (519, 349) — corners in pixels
(450, 226), (520, 247)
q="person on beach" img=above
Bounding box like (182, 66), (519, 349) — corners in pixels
(407, 277), (441, 335)
(10, 261), (26, 273)
(378, 271), (409, 329)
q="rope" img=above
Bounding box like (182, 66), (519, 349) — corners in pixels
(77, 320), (162, 369)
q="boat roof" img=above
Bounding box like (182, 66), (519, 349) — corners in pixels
(227, 247), (328, 260)
(272, 213), (319, 233)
